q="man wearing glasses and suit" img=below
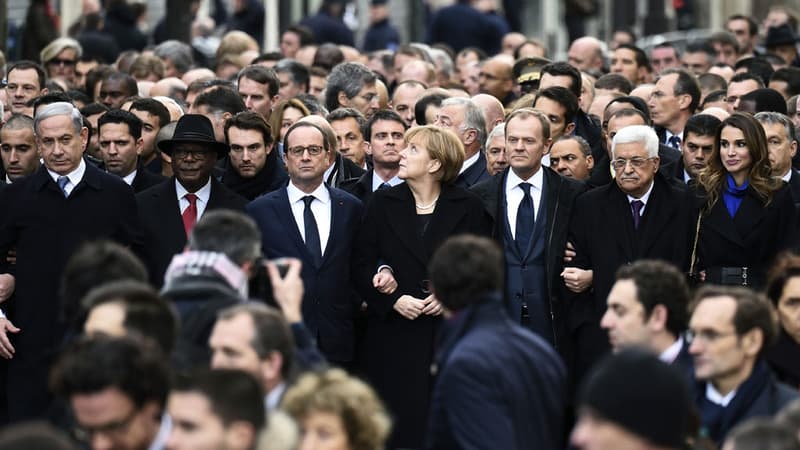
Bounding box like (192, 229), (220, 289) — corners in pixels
(246, 121), (362, 367)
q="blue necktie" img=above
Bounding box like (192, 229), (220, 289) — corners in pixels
(302, 196), (322, 266)
(378, 182), (391, 190)
(515, 183), (535, 254)
(668, 135), (681, 150)
(57, 176), (69, 198)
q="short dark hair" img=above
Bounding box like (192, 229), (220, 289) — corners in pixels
(608, 107), (650, 127)
(79, 102), (110, 118)
(594, 73), (634, 94)
(30, 92), (73, 115)
(428, 234), (504, 311)
(313, 43), (345, 71)
(284, 25), (314, 47)
(653, 42), (680, 57)
(218, 303), (295, 379)
(129, 98), (170, 128)
(326, 107), (366, 137)
(701, 89), (728, 108)
(684, 113), (722, 141)
(6, 60), (47, 89)
(98, 108), (143, 140)
(697, 73), (727, 94)
(274, 59), (310, 93)
(727, 14), (759, 37)
(659, 68), (702, 112)
(605, 96), (651, 123)
(725, 418), (799, 450)
(66, 89), (92, 106)
(193, 86), (247, 115)
(616, 44), (651, 71)
(294, 93), (327, 116)
(730, 72), (766, 89)
(734, 57), (775, 87)
(237, 65), (280, 98)
(684, 40), (715, 57)
(710, 30), (740, 54)
(540, 62), (581, 97)
(50, 334), (170, 409)
(766, 251), (800, 306)
(691, 285), (779, 355)
(224, 110), (274, 148)
(364, 108), (407, 141)
(171, 369), (266, 430)
(188, 210), (261, 266)
(101, 71), (138, 97)
(414, 93), (448, 126)
(534, 86), (579, 124)
(82, 280), (179, 355)
(615, 260), (689, 337)
(741, 88), (788, 114)
(770, 67), (800, 97)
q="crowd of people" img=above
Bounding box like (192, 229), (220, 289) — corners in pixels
(4, 0), (800, 449)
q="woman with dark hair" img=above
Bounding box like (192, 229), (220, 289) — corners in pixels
(355, 125), (491, 448)
(694, 112), (796, 288)
(766, 251), (800, 389)
(269, 99), (310, 161)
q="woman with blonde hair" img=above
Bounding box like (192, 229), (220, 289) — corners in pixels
(282, 368), (390, 450)
(694, 112), (796, 288)
(355, 125), (491, 448)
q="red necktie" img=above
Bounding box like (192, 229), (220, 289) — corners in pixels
(182, 193), (198, 237)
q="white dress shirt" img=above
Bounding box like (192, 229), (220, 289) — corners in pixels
(459, 150), (481, 175)
(505, 167), (544, 238)
(665, 129), (684, 148)
(122, 169), (137, 186)
(706, 383), (737, 407)
(659, 336), (684, 364)
(625, 180), (655, 216)
(783, 169), (792, 183)
(47, 159), (86, 196)
(175, 178), (212, 219)
(265, 382), (287, 411)
(287, 182), (331, 254)
(371, 172), (403, 191)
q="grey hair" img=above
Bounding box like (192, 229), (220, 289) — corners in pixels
(34, 102), (83, 135)
(153, 40), (194, 74)
(324, 62), (377, 112)
(429, 48), (455, 80)
(611, 125), (659, 158)
(441, 97), (487, 148)
(554, 135), (592, 156)
(754, 111), (796, 144)
(485, 123), (505, 150)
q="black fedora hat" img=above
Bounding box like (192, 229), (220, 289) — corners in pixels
(158, 114), (229, 158)
(765, 24), (799, 48)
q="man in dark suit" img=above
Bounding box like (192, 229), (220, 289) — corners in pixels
(340, 109), (407, 205)
(220, 111), (288, 200)
(327, 108), (369, 171)
(97, 109), (166, 193)
(0, 102), (141, 421)
(601, 260), (693, 383)
(672, 114), (720, 185)
(425, 235), (566, 450)
(246, 121), (362, 365)
(471, 108), (584, 349)
(566, 124), (694, 386)
(298, 115), (366, 189)
(755, 111), (800, 210)
(435, 97), (491, 188)
(649, 68), (702, 149)
(137, 114), (248, 287)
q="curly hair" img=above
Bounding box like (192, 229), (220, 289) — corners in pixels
(282, 369), (391, 450)
(697, 112), (781, 210)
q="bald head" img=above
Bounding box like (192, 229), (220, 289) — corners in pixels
(568, 37), (605, 72)
(149, 77), (188, 100)
(471, 93), (505, 133)
(479, 57), (514, 101)
(398, 60), (437, 87)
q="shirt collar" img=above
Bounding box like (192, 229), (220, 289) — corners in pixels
(265, 382), (287, 411)
(459, 150), (481, 174)
(122, 169), (137, 186)
(659, 336), (683, 364)
(626, 179), (655, 204)
(782, 169), (792, 183)
(371, 172), (402, 191)
(148, 414), (172, 450)
(175, 177), (212, 203)
(706, 382), (737, 407)
(287, 181), (330, 204)
(506, 166), (544, 194)
(47, 158), (86, 187)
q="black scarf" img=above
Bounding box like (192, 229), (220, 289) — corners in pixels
(221, 151), (286, 200)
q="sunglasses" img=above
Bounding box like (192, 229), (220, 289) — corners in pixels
(48, 58), (76, 67)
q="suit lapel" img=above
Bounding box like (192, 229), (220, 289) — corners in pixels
(639, 178), (678, 255)
(425, 185), (468, 256)
(703, 198), (745, 247)
(321, 187), (344, 267)
(609, 184), (636, 260)
(732, 191), (768, 241)
(156, 179), (186, 245)
(385, 184), (428, 266)
(271, 188), (318, 265)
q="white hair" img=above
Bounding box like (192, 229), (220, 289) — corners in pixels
(611, 125), (659, 159)
(485, 123), (505, 149)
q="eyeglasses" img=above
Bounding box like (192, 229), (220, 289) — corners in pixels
(72, 407), (138, 443)
(286, 145), (326, 157)
(172, 148), (213, 160)
(611, 157), (655, 170)
(48, 58), (76, 67)
(685, 329), (737, 345)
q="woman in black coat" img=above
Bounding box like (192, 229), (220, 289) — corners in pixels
(355, 125), (491, 449)
(693, 113), (796, 289)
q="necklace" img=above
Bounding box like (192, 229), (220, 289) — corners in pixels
(415, 196), (439, 210)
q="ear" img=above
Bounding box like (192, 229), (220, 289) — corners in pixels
(41, 87), (49, 96)
(224, 421), (257, 450)
(260, 351), (283, 386)
(646, 304), (668, 332)
(543, 137), (553, 155)
(337, 91), (351, 107)
(564, 122), (576, 136)
(586, 154), (595, 170)
(791, 139), (798, 159)
(741, 328), (764, 357)
(637, 67), (648, 84)
(360, 141), (369, 156)
(271, 95), (280, 109)
(80, 127), (89, 152)
(677, 93), (692, 111)
(264, 141), (274, 156)
(222, 111), (233, 122)
(135, 137), (144, 156)
(428, 158), (442, 175)
(365, 142), (373, 156)
(463, 128), (477, 146)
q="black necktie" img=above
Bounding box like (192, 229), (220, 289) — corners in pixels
(302, 196), (322, 266)
(378, 182), (391, 190)
(668, 135), (681, 150)
(515, 183), (535, 254)
(631, 200), (644, 230)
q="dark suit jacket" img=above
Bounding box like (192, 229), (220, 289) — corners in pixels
(574, 111), (605, 162)
(568, 173), (695, 328)
(326, 153), (366, 189)
(425, 295), (566, 450)
(354, 183), (492, 449)
(0, 164), (141, 421)
(789, 169), (800, 211)
(470, 167), (585, 348)
(455, 152), (491, 189)
(246, 184), (362, 363)
(136, 177), (248, 286)
(131, 168), (167, 193)
(694, 183), (796, 288)
(339, 168), (374, 205)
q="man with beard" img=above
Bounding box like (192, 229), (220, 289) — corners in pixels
(221, 111), (288, 200)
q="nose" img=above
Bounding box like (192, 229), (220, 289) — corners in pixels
(599, 309), (613, 329)
(242, 149), (252, 161)
(496, 150), (507, 162)
(8, 150), (19, 163)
